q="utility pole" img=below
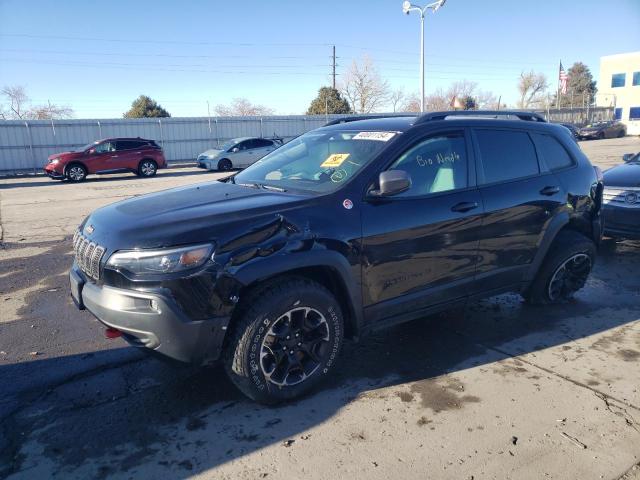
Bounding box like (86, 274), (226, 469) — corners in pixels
(331, 45), (336, 90)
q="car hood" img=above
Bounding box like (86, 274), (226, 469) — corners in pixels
(81, 180), (309, 250)
(604, 163), (640, 188)
(199, 149), (224, 158)
(49, 151), (82, 160)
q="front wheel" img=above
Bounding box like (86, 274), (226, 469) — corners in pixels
(523, 231), (596, 304)
(66, 164), (87, 182)
(217, 158), (232, 171)
(223, 277), (344, 404)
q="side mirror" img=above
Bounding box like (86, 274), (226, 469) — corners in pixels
(369, 170), (411, 197)
(231, 147), (240, 153)
(622, 153), (635, 163)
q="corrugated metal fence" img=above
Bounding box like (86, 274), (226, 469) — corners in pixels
(0, 108), (614, 175)
(0, 115), (352, 174)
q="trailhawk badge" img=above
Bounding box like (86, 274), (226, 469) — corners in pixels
(342, 199), (353, 210)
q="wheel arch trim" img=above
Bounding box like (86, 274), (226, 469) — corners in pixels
(230, 251), (363, 338)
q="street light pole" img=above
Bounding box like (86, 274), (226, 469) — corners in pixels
(420, 12), (425, 112)
(402, 0), (447, 112)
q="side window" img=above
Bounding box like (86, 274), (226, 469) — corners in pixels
(475, 130), (539, 184)
(254, 139), (273, 148)
(388, 131), (468, 197)
(94, 141), (115, 153)
(235, 141), (250, 151)
(532, 133), (574, 171)
(116, 140), (139, 151)
(611, 73), (626, 88)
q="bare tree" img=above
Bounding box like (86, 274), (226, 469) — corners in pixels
(1, 85), (30, 119)
(30, 103), (74, 120)
(340, 55), (390, 113)
(425, 88), (450, 111)
(214, 97), (274, 116)
(476, 90), (500, 109)
(401, 92), (421, 112)
(517, 71), (549, 109)
(0, 85), (74, 120)
(389, 88), (405, 112)
(446, 80), (478, 100)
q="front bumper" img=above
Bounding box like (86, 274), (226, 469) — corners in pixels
(578, 131), (600, 140)
(44, 164), (65, 178)
(70, 267), (230, 365)
(603, 205), (640, 239)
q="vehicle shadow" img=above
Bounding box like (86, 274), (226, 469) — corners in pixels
(1, 240), (638, 478)
(0, 167), (222, 190)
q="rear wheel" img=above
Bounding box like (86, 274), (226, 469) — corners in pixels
(523, 231), (596, 304)
(66, 164), (87, 182)
(138, 159), (157, 177)
(597, 131), (605, 140)
(223, 277), (344, 404)
(217, 158), (232, 171)
(618, 130), (625, 138)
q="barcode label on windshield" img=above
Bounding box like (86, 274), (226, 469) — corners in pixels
(353, 131), (397, 142)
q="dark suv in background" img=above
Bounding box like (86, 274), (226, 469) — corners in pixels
(45, 137), (167, 182)
(69, 111), (603, 404)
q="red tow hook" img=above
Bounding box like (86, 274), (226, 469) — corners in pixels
(104, 327), (123, 339)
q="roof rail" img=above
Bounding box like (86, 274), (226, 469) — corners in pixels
(415, 110), (547, 125)
(323, 114), (415, 127)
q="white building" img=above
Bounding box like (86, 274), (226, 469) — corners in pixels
(596, 51), (640, 135)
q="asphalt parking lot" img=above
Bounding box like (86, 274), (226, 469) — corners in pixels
(0, 136), (639, 479)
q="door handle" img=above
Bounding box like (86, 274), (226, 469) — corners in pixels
(451, 201), (479, 213)
(110, 155), (118, 158)
(540, 186), (560, 196)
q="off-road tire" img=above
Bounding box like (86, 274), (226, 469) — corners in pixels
(66, 163), (87, 182)
(523, 230), (596, 304)
(218, 158), (232, 171)
(223, 277), (344, 404)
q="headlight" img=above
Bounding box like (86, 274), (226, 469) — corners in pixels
(106, 244), (213, 275)
(50, 158), (60, 164)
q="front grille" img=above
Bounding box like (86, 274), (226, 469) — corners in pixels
(72, 230), (106, 280)
(603, 187), (640, 209)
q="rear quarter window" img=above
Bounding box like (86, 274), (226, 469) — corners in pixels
(474, 129), (539, 184)
(531, 133), (575, 171)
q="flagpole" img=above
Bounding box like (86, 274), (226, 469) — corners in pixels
(557, 60), (561, 109)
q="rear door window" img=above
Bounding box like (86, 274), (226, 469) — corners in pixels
(116, 140), (141, 151)
(531, 133), (575, 171)
(474, 129), (539, 184)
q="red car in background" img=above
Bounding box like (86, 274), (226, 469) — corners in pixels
(44, 137), (167, 182)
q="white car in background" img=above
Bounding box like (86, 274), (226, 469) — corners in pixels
(197, 137), (282, 171)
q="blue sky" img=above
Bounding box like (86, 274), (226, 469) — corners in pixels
(1, 0), (639, 118)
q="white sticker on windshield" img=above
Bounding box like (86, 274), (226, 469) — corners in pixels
(353, 131), (397, 142)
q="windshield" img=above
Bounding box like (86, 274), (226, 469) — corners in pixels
(233, 130), (398, 193)
(78, 141), (99, 151)
(217, 140), (239, 151)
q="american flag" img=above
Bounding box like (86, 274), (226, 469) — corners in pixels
(559, 61), (569, 95)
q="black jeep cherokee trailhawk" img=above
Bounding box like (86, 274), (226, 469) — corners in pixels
(70, 111), (604, 404)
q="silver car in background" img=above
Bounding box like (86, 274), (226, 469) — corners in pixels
(197, 137), (281, 171)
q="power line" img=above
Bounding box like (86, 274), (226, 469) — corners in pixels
(1, 57), (517, 80)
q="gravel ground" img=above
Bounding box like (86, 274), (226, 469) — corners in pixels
(0, 136), (639, 479)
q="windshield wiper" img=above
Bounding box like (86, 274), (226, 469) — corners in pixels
(261, 184), (286, 192)
(236, 182), (262, 189)
(236, 181), (286, 192)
